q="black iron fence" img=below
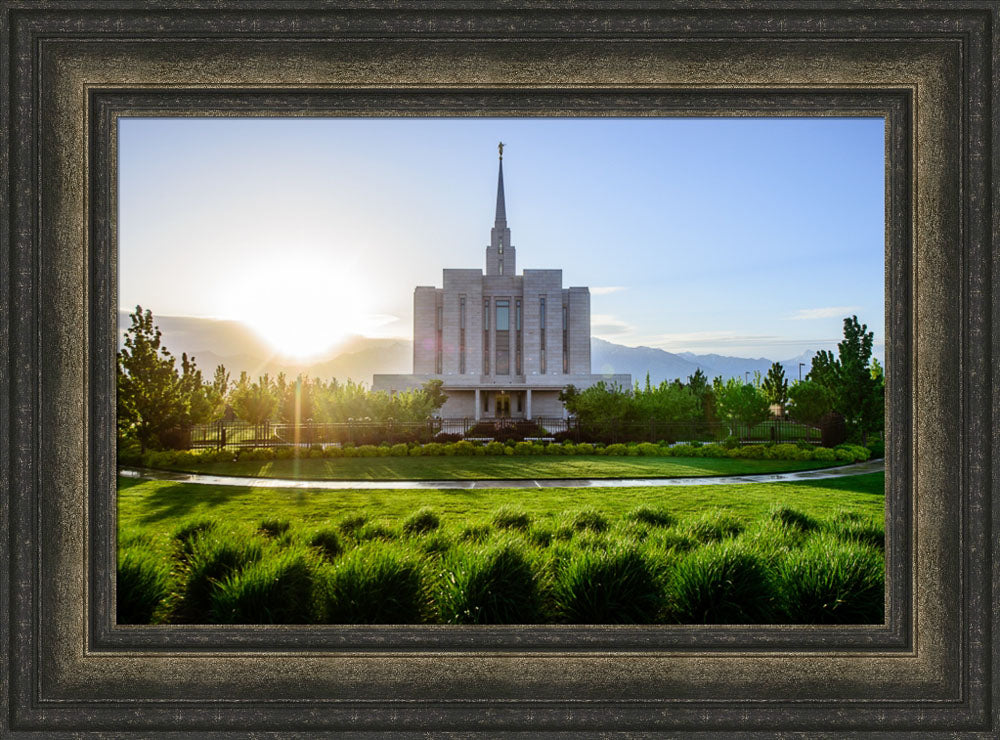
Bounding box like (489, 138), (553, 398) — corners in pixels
(187, 417), (819, 450)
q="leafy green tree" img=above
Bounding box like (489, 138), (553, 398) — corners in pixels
(229, 373), (278, 425)
(179, 353), (224, 425)
(714, 378), (770, 435)
(761, 362), (788, 408)
(807, 350), (839, 390)
(786, 380), (833, 425)
(117, 306), (186, 451)
(835, 316), (880, 441)
(420, 379), (449, 414)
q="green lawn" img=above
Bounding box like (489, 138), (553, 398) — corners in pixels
(118, 472), (884, 540)
(117, 473), (885, 625)
(134, 454), (841, 481)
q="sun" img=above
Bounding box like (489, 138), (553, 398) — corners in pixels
(224, 257), (372, 359)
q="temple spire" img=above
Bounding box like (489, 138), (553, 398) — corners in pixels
(486, 142), (514, 276)
(495, 142), (506, 228)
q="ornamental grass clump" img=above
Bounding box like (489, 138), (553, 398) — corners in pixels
(171, 518), (218, 559)
(551, 546), (660, 624)
(678, 511), (745, 544)
(492, 505), (532, 531)
(827, 512), (885, 549)
(209, 547), (320, 624)
(569, 508), (609, 534)
(258, 518), (291, 538)
(768, 506), (819, 533)
(337, 513), (369, 535)
(776, 533), (884, 624)
(437, 542), (542, 624)
(117, 545), (171, 624)
(625, 506), (676, 529)
(319, 544), (428, 624)
(307, 527), (343, 562)
(402, 507), (441, 535)
(662, 541), (776, 624)
(170, 533), (265, 623)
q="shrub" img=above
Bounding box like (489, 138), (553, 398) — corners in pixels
(626, 506), (676, 529)
(699, 444), (727, 458)
(604, 443), (627, 456)
(308, 528), (343, 562)
(319, 544), (428, 623)
(308, 448), (324, 459)
(492, 505), (532, 531)
(776, 533), (884, 623)
(324, 445), (342, 458)
(210, 548), (320, 624)
(569, 509), (609, 533)
(258, 518), (291, 538)
(422, 442), (444, 457)
(357, 444), (379, 457)
(408, 445), (424, 456)
(768, 443), (800, 460)
(867, 438), (885, 459)
(625, 444), (640, 456)
(402, 507), (441, 535)
(552, 546), (659, 623)
(437, 543), (541, 624)
(434, 432), (462, 443)
(812, 447), (837, 462)
(663, 541), (776, 623)
(117, 545), (171, 624)
(670, 443), (697, 457)
(453, 440), (477, 456)
(513, 441), (533, 456)
(635, 442), (659, 456)
(485, 441), (506, 456)
(834, 447), (855, 461)
(275, 447), (295, 460)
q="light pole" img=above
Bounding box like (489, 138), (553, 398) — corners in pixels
(798, 362), (805, 382)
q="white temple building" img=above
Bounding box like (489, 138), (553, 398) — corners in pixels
(373, 144), (630, 420)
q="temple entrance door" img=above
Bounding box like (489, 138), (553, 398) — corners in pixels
(495, 393), (511, 418)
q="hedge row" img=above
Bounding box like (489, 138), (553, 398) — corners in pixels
(125, 440), (873, 470)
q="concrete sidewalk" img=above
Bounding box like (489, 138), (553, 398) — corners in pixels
(119, 458), (885, 491)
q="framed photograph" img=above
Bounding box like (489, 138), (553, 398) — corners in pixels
(2, 1), (996, 736)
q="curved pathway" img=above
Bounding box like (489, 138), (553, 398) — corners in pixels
(119, 459), (884, 490)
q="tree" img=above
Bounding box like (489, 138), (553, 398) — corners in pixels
(420, 379), (449, 413)
(179, 353), (224, 425)
(714, 378), (770, 436)
(805, 316), (883, 443)
(761, 362), (788, 408)
(786, 380), (833, 425)
(117, 306), (186, 451)
(229, 373), (278, 425)
(807, 350), (838, 390)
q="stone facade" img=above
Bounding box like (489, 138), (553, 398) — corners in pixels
(373, 147), (631, 420)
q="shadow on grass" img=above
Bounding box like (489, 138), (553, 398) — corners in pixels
(117, 476), (147, 493)
(131, 482), (247, 526)
(785, 472), (885, 497)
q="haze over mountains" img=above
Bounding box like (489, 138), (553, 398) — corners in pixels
(120, 312), (820, 387)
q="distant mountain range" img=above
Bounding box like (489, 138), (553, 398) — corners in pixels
(119, 312), (819, 386)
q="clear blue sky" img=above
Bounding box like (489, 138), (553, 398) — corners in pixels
(119, 116), (884, 360)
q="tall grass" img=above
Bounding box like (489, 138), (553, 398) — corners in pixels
(437, 542), (541, 624)
(117, 545), (171, 624)
(776, 533), (884, 623)
(551, 546), (659, 623)
(118, 500), (886, 626)
(319, 544), (428, 623)
(210, 547), (319, 623)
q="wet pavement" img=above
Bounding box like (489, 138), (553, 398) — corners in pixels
(119, 459), (884, 490)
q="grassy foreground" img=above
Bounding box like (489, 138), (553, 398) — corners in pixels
(118, 473), (885, 625)
(130, 454), (840, 481)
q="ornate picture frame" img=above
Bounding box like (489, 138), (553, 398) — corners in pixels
(2, 2), (996, 735)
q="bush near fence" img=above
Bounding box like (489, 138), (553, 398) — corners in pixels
(121, 439), (873, 470)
